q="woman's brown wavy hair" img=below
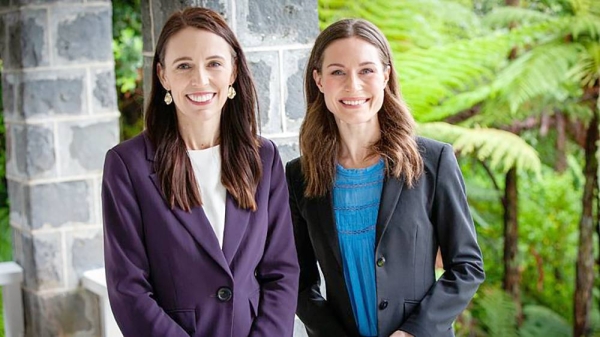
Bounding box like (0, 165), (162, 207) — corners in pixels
(300, 18), (423, 197)
(145, 7), (261, 211)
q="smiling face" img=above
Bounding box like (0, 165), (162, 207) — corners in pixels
(158, 27), (236, 124)
(313, 37), (390, 126)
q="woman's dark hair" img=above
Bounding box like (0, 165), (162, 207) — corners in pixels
(145, 7), (261, 211)
(300, 18), (423, 197)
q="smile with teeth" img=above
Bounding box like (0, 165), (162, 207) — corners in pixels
(187, 93), (215, 103)
(340, 98), (369, 106)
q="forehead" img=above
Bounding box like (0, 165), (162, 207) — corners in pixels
(163, 27), (232, 60)
(322, 37), (382, 65)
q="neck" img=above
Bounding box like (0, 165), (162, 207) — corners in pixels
(337, 119), (381, 168)
(177, 115), (221, 150)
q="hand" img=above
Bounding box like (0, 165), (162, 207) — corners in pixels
(390, 331), (414, 337)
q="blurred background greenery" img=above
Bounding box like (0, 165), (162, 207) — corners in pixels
(1, 0), (599, 336)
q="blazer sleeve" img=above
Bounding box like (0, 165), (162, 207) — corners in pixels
(285, 161), (350, 337)
(250, 141), (300, 337)
(400, 144), (485, 337)
(102, 149), (190, 337)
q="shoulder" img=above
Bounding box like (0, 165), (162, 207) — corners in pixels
(416, 136), (453, 164)
(285, 157), (302, 178)
(106, 132), (149, 166)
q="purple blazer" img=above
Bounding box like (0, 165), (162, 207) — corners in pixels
(102, 132), (299, 337)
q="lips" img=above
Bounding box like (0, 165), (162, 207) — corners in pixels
(187, 93), (215, 103)
(340, 98), (369, 106)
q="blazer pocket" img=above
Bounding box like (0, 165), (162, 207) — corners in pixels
(403, 300), (420, 321)
(166, 309), (196, 336)
(249, 289), (261, 319)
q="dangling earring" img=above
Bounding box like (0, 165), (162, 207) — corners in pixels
(227, 85), (236, 99)
(164, 91), (173, 105)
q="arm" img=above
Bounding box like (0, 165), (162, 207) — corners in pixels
(102, 149), (190, 337)
(250, 142), (300, 337)
(400, 144), (485, 337)
(285, 161), (350, 337)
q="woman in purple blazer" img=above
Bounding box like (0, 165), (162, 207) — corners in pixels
(101, 7), (299, 337)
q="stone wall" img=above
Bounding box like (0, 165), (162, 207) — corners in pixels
(142, 0), (318, 163)
(0, 1), (119, 336)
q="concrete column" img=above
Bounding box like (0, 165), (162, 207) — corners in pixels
(0, 0), (119, 336)
(142, 0), (319, 163)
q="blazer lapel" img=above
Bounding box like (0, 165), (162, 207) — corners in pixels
(144, 135), (230, 275)
(221, 194), (250, 266)
(149, 174), (231, 275)
(312, 192), (343, 271)
(375, 176), (405, 248)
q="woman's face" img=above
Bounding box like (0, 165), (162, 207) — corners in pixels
(158, 27), (236, 124)
(313, 37), (390, 126)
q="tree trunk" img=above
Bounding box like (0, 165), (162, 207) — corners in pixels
(573, 111), (598, 337)
(503, 167), (521, 322)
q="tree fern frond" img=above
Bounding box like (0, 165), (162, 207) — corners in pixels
(491, 42), (584, 113)
(519, 305), (572, 337)
(570, 14), (600, 41)
(483, 7), (555, 29)
(568, 42), (600, 88)
(418, 123), (542, 175)
(474, 287), (519, 337)
(418, 86), (492, 123)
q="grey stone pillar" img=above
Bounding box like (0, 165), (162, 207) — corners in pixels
(142, 0), (319, 163)
(0, 1), (120, 336)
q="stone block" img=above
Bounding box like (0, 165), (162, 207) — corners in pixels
(23, 289), (100, 337)
(91, 68), (118, 112)
(2, 73), (16, 119)
(9, 122), (57, 180)
(26, 179), (94, 229)
(52, 5), (112, 64)
(247, 51), (281, 134)
(17, 69), (86, 118)
(144, 0), (229, 54)
(7, 179), (26, 227)
(283, 49), (309, 132)
(16, 0), (81, 4)
(19, 231), (63, 290)
(142, 55), (153, 103)
(236, 0), (319, 47)
(272, 137), (299, 165)
(57, 117), (119, 176)
(0, 13), (5, 59)
(5, 9), (49, 69)
(65, 229), (103, 289)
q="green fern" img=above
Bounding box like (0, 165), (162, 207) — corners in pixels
(519, 305), (572, 337)
(474, 287), (519, 337)
(418, 122), (542, 176)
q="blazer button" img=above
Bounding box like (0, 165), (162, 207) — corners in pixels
(217, 287), (233, 302)
(379, 300), (388, 310)
(376, 256), (386, 267)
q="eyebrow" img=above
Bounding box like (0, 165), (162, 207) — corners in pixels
(326, 61), (377, 68)
(171, 55), (227, 65)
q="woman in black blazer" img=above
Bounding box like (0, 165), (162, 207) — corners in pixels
(286, 18), (485, 337)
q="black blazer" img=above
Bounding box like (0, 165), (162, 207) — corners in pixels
(286, 137), (485, 337)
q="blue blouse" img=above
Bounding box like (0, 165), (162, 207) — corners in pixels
(333, 159), (384, 337)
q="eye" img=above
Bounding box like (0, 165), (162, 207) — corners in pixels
(360, 68), (374, 74)
(176, 63), (191, 70)
(331, 69), (344, 76)
(208, 61), (223, 68)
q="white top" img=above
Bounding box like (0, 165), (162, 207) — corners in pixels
(187, 146), (227, 248)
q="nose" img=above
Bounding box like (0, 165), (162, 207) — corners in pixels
(344, 73), (361, 91)
(191, 67), (209, 86)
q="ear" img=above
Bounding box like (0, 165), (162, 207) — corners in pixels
(383, 65), (391, 84)
(157, 63), (170, 90)
(229, 63), (237, 85)
(313, 69), (324, 93)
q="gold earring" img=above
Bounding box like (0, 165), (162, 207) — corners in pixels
(227, 85), (236, 99)
(164, 91), (173, 105)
